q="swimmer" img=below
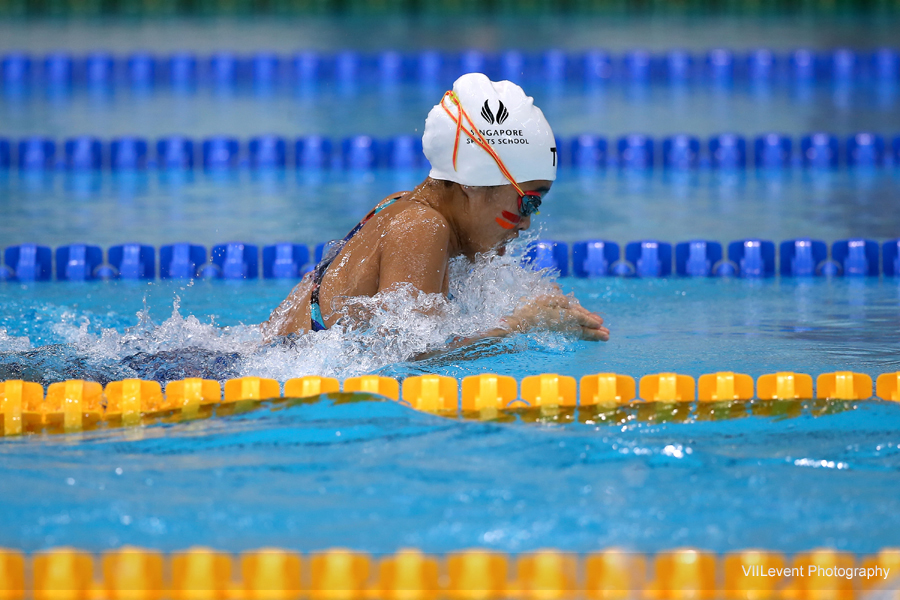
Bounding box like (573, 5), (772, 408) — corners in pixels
(265, 73), (609, 345)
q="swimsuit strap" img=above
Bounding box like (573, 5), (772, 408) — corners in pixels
(309, 193), (405, 331)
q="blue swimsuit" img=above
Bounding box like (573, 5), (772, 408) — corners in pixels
(309, 195), (403, 331)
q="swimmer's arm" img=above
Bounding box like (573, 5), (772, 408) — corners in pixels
(438, 293), (610, 353)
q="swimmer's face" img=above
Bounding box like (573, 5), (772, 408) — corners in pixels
(459, 179), (552, 258)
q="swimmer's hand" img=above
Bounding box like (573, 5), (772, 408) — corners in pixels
(501, 294), (610, 341)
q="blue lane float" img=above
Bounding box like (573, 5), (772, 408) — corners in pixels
(107, 244), (155, 280)
(0, 139), (10, 170)
(847, 133), (885, 167)
(884, 240), (900, 277)
(342, 135), (380, 170)
(4, 132), (899, 172)
(618, 134), (654, 169)
(830, 48), (859, 83)
(210, 243), (259, 279)
(56, 244), (104, 281)
(665, 49), (694, 83)
(291, 51), (321, 86)
(625, 241), (672, 277)
(543, 49), (567, 84)
(159, 243), (206, 279)
(569, 135), (607, 170)
(526, 241), (569, 277)
(709, 134), (747, 169)
(18, 137), (56, 171)
(5, 48), (900, 91)
(4, 238), (900, 283)
(386, 136), (424, 170)
(622, 49), (652, 84)
(746, 48), (777, 83)
(2, 52), (32, 88)
(85, 52), (114, 89)
(249, 135), (287, 169)
(663, 135), (700, 170)
(263, 243), (310, 279)
(790, 49), (817, 82)
(3, 245), (52, 282)
(378, 50), (405, 86)
(872, 48), (899, 82)
(779, 239), (829, 276)
(729, 239), (776, 278)
(111, 137), (149, 170)
(582, 50), (613, 86)
(334, 50), (360, 88)
(706, 48), (735, 84)
(65, 137), (103, 170)
(168, 52), (198, 89)
(202, 137), (240, 170)
(252, 52), (280, 88)
(675, 240), (724, 277)
(417, 50), (443, 87)
(156, 136), (195, 170)
(832, 239), (880, 276)
(296, 136), (333, 170)
(801, 133), (840, 168)
(754, 134), (792, 169)
(499, 50), (525, 83)
(457, 49), (489, 81)
(127, 52), (156, 89)
(44, 52), (74, 90)
(573, 240), (620, 278)
(208, 52), (239, 90)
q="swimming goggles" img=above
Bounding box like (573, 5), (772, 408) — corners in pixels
(441, 90), (543, 219)
(518, 190), (543, 217)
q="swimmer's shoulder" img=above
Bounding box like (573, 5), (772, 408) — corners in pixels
(380, 192), (451, 237)
(373, 193), (452, 256)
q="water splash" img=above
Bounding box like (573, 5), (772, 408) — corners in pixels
(0, 328), (31, 352)
(0, 236), (580, 386)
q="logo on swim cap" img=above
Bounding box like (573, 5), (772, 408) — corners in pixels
(480, 100), (509, 125)
(423, 73), (557, 187)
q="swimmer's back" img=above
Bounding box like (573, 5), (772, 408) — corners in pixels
(265, 190), (453, 336)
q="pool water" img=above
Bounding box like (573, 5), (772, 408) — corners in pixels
(2, 16), (900, 558)
(2, 391), (900, 555)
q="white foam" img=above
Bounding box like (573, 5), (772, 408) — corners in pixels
(0, 328), (31, 352)
(42, 234), (580, 383)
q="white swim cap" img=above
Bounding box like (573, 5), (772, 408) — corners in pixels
(423, 73), (557, 187)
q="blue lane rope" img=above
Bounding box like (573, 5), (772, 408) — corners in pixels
(0, 132), (898, 172)
(2, 47), (900, 90)
(1, 239), (898, 281)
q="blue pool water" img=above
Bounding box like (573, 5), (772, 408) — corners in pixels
(2, 17), (900, 556)
(1, 393), (900, 554)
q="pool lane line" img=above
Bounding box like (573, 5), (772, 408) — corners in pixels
(1, 371), (898, 437)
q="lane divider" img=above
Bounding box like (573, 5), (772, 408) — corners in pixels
(1, 372), (898, 437)
(2, 238), (899, 281)
(2, 47), (899, 91)
(2, 131), (899, 171)
(0, 546), (897, 598)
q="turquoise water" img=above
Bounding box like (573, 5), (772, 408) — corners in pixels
(1, 393), (899, 554)
(1, 270), (899, 555)
(2, 16), (900, 556)
(1, 169), (899, 248)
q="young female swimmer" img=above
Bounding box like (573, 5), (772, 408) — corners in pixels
(265, 73), (609, 344)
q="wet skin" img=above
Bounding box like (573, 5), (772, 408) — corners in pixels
(264, 177), (610, 343)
